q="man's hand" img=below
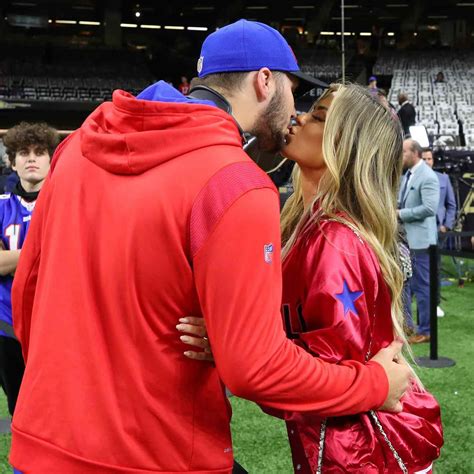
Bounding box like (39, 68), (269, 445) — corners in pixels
(370, 340), (413, 413)
(440, 225), (447, 233)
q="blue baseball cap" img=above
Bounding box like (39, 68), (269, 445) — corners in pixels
(197, 19), (327, 94)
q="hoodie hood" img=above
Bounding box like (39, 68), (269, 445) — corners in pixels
(80, 81), (242, 175)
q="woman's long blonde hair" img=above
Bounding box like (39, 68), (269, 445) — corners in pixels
(281, 83), (415, 366)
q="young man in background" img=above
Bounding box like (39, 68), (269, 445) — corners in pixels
(0, 122), (58, 415)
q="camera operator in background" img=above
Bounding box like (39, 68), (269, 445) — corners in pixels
(422, 150), (456, 234)
(422, 148), (457, 317)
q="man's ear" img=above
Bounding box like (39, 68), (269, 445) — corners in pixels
(253, 68), (273, 102)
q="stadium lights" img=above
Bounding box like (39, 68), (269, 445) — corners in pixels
(359, 32), (372, 36)
(141, 24), (161, 29)
(320, 31), (335, 35)
(164, 25), (185, 30)
(336, 32), (353, 36)
(344, 5), (361, 8)
(120, 23), (138, 28)
(79, 21), (101, 26)
(55, 20), (77, 24)
(187, 26), (208, 31)
(387, 32), (395, 36)
(135, 11), (141, 18)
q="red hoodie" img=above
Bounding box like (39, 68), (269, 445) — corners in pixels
(10, 86), (388, 473)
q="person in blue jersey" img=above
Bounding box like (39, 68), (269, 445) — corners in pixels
(0, 122), (59, 416)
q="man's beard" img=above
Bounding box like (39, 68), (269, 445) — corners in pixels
(250, 86), (289, 154)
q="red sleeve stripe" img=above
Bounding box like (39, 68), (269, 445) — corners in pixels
(190, 161), (276, 258)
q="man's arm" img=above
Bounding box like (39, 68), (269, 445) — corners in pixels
(399, 174), (440, 223)
(0, 248), (21, 275)
(443, 176), (457, 229)
(193, 187), (407, 417)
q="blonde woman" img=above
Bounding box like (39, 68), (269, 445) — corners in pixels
(180, 84), (443, 473)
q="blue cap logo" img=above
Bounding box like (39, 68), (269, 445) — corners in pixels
(197, 56), (204, 74)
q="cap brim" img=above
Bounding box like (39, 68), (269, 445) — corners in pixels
(289, 71), (329, 97)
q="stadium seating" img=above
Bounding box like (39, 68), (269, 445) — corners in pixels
(373, 51), (474, 146)
(298, 49), (342, 81)
(0, 47), (154, 103)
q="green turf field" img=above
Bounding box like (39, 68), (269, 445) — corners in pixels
(0, 279), (472, 473)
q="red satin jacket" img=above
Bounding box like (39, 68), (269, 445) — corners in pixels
(281, 219), (443, 473)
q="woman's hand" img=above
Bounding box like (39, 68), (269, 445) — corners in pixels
(176, 317), (214, 362)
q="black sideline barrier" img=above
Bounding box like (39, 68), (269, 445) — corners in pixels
(415, 230), (474, 368)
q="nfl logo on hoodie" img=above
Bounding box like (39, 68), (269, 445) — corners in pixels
(264, 243), (274, 264)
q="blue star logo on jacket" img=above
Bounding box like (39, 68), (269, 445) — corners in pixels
(335, 280), (363, 317)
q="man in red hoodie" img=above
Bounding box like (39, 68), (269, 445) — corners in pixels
(10, 20), (411, 474)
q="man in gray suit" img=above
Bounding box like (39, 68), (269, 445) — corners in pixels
(398, 139), (440, 343)
(422, 148), (457, 317)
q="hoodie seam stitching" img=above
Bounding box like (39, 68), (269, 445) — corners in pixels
(124, 135), (134, 174)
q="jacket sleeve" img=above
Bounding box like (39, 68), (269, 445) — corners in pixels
(443, 175), (457, 229)
(193, 189), (388, 416)
(399, 173), (440, 223)
(11, 176), (50, 360)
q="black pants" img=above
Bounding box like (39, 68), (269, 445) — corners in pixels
(0, 336), (25, 416)
(232, 461), (248, 474)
